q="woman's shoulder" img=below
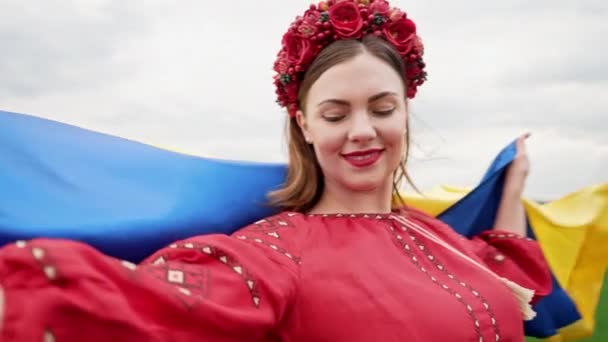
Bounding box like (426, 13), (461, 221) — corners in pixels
(397, 206), (449, 229)
(234, 211), (309, 237)
(395, 206), (470, 245)
(228, 211), (313, 265)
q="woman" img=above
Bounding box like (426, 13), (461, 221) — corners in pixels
(0, 1), (551, 341)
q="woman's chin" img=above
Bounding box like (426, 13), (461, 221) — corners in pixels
(342, 179), (384, 193)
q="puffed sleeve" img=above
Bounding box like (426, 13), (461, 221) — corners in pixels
(468, 230), (552, 304)
(0, 230), (299, 341)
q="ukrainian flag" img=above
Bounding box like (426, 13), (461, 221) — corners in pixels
(405, 184), (608, 340)
(0, 109), (606, 339)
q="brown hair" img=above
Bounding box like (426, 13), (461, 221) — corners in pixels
(268, 35), (416, 212)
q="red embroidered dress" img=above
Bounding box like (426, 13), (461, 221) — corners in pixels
(0, 209), (551, 341)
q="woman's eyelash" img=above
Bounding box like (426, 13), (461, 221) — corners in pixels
(323, 115), (345, 122)
(374, 108), (395, 116)
(321, 108), (394, 121)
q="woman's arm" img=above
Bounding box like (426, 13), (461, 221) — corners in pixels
(494, 134), (530, 236)
(0, 233), (298, 341)
(494, 188), (527, 236)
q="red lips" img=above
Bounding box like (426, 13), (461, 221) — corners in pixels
(341, 149), (384, 168)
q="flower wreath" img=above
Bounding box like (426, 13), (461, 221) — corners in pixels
(273, 0), (427, 117)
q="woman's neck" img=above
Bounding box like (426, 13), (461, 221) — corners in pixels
(308, 179), (394, 215)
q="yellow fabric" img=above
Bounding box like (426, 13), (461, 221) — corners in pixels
(401, 183), (608, 340)
(397, 185), (467, 217)
(527, 184), (608, 340)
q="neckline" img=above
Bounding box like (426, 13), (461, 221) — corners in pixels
(286, 211), (399, 219)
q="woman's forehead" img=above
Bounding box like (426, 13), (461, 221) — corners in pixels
(308, 54), (405, 103)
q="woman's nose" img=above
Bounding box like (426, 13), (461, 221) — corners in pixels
(347, 112), (377, 143)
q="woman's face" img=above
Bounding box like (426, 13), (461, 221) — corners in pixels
(297, 52), (408, 194)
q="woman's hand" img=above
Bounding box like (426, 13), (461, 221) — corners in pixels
(503, 133), (531, 197)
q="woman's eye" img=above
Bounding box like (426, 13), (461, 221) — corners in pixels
(322, 115), (345, 122)
(373, 108), (395, 116)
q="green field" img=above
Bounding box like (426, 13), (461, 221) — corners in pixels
(526, 273), (607, 341)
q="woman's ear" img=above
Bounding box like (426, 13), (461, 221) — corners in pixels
(296, 109), (313, 144)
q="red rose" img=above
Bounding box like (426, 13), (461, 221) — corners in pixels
(287, 103), (299, 117)
(382, 18), (416, 56)
(406, 66), (421, 80)
(389, 8), (406, 22)
(298, 8), (321, 37)
(298, 23), (317, 37)
(369, 0), (390, 17)
(274, 52), (290, 74)
(328, 1), (363, 38)
(284, 80), (299, 101)
(303, 8), (321, 25)
(406, 87), (416, 98)
(413, 35), (424, 53)
(282, 32), (315, 67)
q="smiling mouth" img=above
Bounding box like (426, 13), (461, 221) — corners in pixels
(341, 149), (384, 168)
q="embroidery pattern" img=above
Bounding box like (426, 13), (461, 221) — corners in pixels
(235, 235), (302, 265)
(16, 241), (60, 282)
(165, 241), (262, 308)
(137, 254), (211, 310)
(393, 219), (502, 341)
(235, 212), (303, 266)
(306, 213), (388, 220)
(384, 225), (485, 340)
(486, 233), (533, 241)
(247, 213), (297, 233)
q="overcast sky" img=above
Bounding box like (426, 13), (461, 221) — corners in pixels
(1, 0), (606, 200)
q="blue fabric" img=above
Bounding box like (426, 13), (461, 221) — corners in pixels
(0, 109), (580, 337)
(438, 141), (581, 337)
(0, 110), (285, 261)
